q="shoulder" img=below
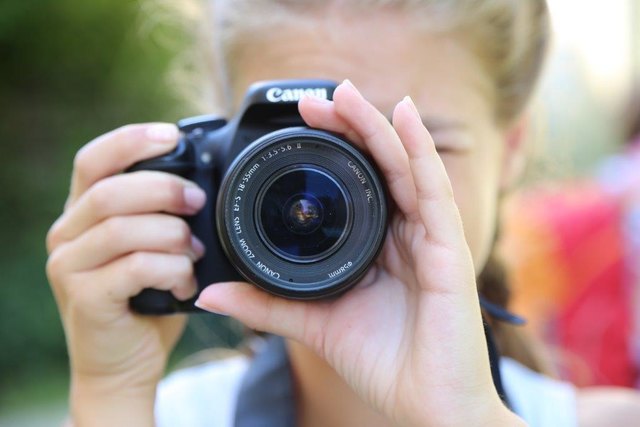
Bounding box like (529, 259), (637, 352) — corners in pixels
(500, 357), (577, 427)
(576, 387), (640, 427)
(155, 355), (250, 427)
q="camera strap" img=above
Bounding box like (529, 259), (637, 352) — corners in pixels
(479, 295), (527, 409)
(483, 319), (510, 407)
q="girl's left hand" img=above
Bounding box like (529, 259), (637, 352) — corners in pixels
(195, 80), (523, 427)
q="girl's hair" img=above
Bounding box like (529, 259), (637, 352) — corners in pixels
(159, 0), (550, 127)
(154, 0), (552, 372)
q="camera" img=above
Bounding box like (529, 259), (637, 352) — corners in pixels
(128, 80), (388, 314)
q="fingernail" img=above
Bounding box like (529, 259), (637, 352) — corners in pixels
(403, 96), (421, 119)
(191, 235), (206, 258)
(194, 299), (228, 316)
(184, 186), (207, 212)
(342, 79), (355, 89)
(340, 79), (361, 96)
(146, 123), (178, 143)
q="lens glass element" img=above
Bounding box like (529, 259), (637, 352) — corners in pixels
(257, 166), (350, 262)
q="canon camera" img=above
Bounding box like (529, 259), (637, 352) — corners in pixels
(129, 80), (388, 314)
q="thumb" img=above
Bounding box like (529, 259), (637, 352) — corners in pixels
(195, 282), (327, 343)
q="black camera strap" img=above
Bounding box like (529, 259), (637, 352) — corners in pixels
(484, 319), (510, 407)
(479, 295), (527, 409)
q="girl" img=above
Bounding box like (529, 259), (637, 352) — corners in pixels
(46, 0), (640, 425)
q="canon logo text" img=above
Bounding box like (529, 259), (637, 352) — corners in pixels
(265, 87), (328, 103)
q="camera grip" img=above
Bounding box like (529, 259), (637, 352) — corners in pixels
(126, 138), (201, 314)
(126, 138), (194, 175)
(129, 289), (198, 314)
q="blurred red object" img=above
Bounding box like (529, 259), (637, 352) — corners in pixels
(502, 144), (640, 387)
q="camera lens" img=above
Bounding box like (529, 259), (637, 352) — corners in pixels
(217, 127), (387, 299)
(285, 195), (323, 234)
(257, 166), (351, 263)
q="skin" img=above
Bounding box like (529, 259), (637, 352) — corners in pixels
(46, 9), (640, 427)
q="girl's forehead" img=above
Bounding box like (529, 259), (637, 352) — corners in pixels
(230, 21), (494, 121)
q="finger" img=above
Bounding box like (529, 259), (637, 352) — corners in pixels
(69, 122), (179, 205)
(196, 282), (328, 345)
(329, 80), (420, 220)
(299, 82), (419, 219)
(52, 214), (205, 272)
(47, 171), (206, 250)
(76, 252), (198, 304)
(392, 97), (466, 245)
(298, 95), (365, 147)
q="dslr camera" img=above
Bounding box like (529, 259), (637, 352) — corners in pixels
(129, 80), (388, 314)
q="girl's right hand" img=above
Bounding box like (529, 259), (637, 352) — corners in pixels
(46, 123), (206, 425)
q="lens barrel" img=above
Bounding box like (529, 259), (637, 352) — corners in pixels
(217, 128), (387, 299)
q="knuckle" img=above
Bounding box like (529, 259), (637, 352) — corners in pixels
(45, 250), (64, 284)
(124, 252), (148, 282)
(46, 250), (76, 301)
(46, 217), (64, 253)
(73, 146), (93, 183)
(86, 179), (114, 212)
(101, 216), (126, 243)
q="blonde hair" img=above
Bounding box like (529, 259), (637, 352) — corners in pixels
(151, 0), (552, 372)
(155, 0), (549, 127)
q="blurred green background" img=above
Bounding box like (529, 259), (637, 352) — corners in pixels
(0, 0), (638, 425)
(0, 1), (241, 424)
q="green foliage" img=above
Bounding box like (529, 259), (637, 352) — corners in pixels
(0, 0), (234, 400)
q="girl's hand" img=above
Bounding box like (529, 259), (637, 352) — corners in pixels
(46, 123), (206, 425)
(195, 81), (523, 426)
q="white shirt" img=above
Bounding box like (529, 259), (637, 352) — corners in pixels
(156, 356), (249, 427)
(501, 357), (578, 427)
(156, 354), (577, 427)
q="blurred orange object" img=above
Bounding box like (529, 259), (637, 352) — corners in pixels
(502, 179), (637, 387)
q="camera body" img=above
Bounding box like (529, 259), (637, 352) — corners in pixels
(129, 80), (387, 314)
